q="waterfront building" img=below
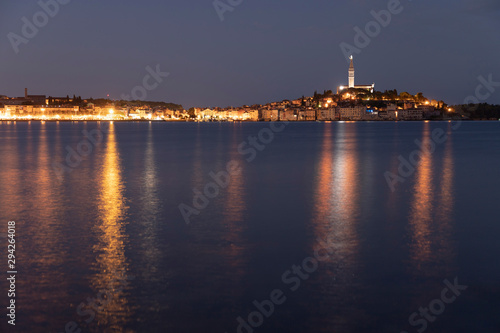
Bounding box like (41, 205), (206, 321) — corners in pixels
(297, 110), (307, 121)
(0, 88), (47, 105)
(200, 108), (215, 120)
(305, 108), (316, 121)
(280, 109), (296, 121)
(338, 106), (366, 120)
(399, 108), (423, 120)
(0, 105), (80, 119)
(260, 109), (279, 121)
(243, 110), (259, 121)
(317, 108), (337, 121)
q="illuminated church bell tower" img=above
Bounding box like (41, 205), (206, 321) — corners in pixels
(348, 55), (355, 88)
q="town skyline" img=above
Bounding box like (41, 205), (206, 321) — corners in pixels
(2, 55), (496, 121)
(1, 1), (499, 108)
(3, 81), (495, 122)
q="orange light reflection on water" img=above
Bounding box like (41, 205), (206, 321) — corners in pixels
(91, 123), (133, 329)
(312, 123), (360, 264)
(408, 122), (457, 276)
(408, 123), (434, 270)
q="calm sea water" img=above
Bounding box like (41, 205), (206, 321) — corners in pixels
(0, 121), (499, 333)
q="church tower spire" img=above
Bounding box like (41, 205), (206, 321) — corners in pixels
(348, 55), (355, 88)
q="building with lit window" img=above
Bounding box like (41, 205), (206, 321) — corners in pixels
(338, 106), (366, 120)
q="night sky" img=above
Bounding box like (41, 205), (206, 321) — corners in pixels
(1, 0), (499, 108)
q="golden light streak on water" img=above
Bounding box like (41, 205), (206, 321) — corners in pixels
(311, 124), (360, 270)
(91, 123), (133, 331)
(408, 123), (434, 271)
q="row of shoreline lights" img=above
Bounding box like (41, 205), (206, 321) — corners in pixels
(0, 105), (457, 120)
(0, 108), (160, 120)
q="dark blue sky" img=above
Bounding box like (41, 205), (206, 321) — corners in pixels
(1, 0), (499, 108)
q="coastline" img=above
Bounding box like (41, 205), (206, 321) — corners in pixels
(0, 119), (492, 123)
